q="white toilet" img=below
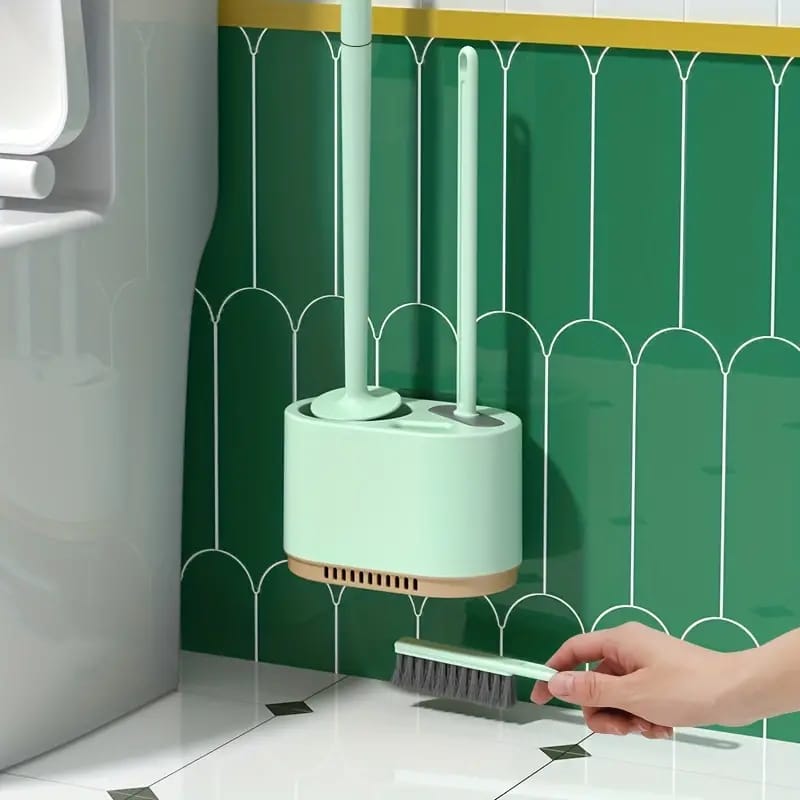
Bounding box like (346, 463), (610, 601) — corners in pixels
(0, 0), (218, 770)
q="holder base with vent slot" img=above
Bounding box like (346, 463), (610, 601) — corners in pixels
(283, 397), (522, 599)
(287, 556), (519, 598)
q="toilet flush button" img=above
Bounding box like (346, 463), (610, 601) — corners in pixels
(0, 155), (56, 200)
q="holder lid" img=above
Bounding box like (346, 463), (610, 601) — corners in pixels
(0, 0), (89, 156)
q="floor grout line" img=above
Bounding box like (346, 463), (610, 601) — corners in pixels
(304, 674), (350, 703)
(492, 732), (595, 800)
(4, 667), (347, 797)
(149, 715), (278, 789)
(3, 770), (104, 793)
(149, 671), (348, 790)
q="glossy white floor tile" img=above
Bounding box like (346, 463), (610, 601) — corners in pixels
(179, 650), (337, 706)
(6, 653), (800, 799)
(154, 677), (589, 799)
(507, 753), (799, 799)
(0, 774), (107, 799)
(588, 724), (800, 790)
(9, 687), (271, 791)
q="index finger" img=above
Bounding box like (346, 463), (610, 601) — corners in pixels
(531, 630), (618, 705)
(545, 629), (619, 672)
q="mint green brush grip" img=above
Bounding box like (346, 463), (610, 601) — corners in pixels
(395, 637), (557, 682)
(310, 0), (402, 421)
(341, 0), (371, 399)
(455, 46), (479, 421)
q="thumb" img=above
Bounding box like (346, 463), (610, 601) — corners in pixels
(548, 670), (629, 708)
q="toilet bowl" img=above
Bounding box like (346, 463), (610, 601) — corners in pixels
(0, 0), (218, 770)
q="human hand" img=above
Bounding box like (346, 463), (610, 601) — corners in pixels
(531, 622), (753, 738)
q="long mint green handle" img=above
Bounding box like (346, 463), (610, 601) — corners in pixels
(341, 0), (372, 400)
(455, 47), (479, 421)
(310, 0), (401, 421)
(395, 637), (557, 682)
(341, 0), (371, 46)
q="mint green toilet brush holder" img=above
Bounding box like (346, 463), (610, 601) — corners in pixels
(284, 399), (522, 597)
(283, 16), (522, 598)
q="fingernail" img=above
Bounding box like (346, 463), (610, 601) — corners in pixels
(548, 673), (574, 698)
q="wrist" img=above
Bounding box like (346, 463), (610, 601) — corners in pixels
(712, 647), (766, 728)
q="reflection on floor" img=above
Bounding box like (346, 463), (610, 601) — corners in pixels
(2, 651), (799, 798)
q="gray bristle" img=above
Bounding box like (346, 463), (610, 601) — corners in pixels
(391, 653), (516, 710)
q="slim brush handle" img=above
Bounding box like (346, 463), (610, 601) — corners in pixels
(395, 637), (557, 683)
(341, 0), (372, 400)
(455, 47), (479, 420)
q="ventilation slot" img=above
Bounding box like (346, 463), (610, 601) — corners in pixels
(320, 564), (420, 593)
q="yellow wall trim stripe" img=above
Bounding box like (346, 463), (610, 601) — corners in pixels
(220, 1), (800, 57)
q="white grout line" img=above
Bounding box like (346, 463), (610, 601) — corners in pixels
(212, 324), (220, 550)
(718, 373), (729, 618)
(541, 356), (550, 595)
(580, 47), (609, 320)
(670, 51), (701, 329)
(253, 593), (260, 661)
(240, 28), (269, 289)
(628, 364), (638, 606)
(491, 42), (521, 311)
(322, 33), (343, 296)
(406, 38), (434, 304)
(762, 57), (794, 337)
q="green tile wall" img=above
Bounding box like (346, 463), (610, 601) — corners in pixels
(182, 27), (800, 743)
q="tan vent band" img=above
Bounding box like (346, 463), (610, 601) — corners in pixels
(287, 555), (518, 599)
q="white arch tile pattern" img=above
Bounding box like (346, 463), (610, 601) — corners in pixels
(181, 28), (800, 752)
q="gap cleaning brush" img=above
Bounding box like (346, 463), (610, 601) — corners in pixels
(392, 637), (556, 709)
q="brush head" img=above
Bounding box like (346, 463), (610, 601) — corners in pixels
(310, 386), (402, 422)
(392, 653), (517, 710)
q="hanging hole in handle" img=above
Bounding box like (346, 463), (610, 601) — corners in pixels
(458, 46), (477, 74)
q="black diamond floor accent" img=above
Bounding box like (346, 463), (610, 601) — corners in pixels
(541, 743), (591, 761)
(266, 700), (313, 716)
(108, 789), (159, 800)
